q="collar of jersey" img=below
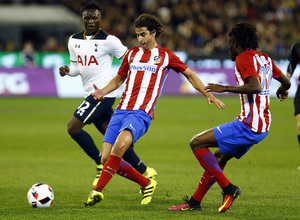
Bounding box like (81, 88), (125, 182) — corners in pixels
(83, 28), (101, 40)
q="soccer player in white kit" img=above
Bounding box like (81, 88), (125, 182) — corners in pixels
(59, 2), (156, 188)
(85, 13), (225, 207)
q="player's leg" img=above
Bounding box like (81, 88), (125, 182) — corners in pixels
(98, 140), (151, 190)
(68, 95), (114, 167)
(83, 97), (115, 186)
(94, 114), (156, 179)
(108, 130), (157, 205)
(190, 151), (232, 206)
(170, 127), (240, 212)
(168, 149), (232, 211)
(295, 112), (300, 170)
(123, 146), (157, 179)
(87, 131), (156, 206)
(96, 131), (149, 190)
(295, 113), (300, 144)
(86, 110), (157, 206)
(94, 107), (157, 181)
(191, 151), (230, 198)
(190, 129), (231, 188)
(293, 86), (300, 145)
(68, 116), (101, 165)
(190, 128), (241, 213)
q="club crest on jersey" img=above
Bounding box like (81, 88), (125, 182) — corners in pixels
(154, 56), (161, 64)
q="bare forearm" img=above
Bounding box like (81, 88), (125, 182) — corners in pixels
(206, 76), (261, 94)
(101, 76), (124, 95)
(277, 73), (291, 92)
(183, 68), (210, 97)
(222, 84), (261, 94)
(93, 75), (125, 101)
(188, 75), (207, 95)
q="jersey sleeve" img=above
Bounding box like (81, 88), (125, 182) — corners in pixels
(271, 60), (282, 79)
(117, 49), (130, 77)
(68, 35), (77, 62)
(106, 35), (128, 60)
(166, 49), (188, 73)
(235, 53), (258, 80)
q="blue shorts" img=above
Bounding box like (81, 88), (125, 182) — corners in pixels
(103, 109), (152, 145)
(213, 119), (268, 159)
(73, 94), (115, 126)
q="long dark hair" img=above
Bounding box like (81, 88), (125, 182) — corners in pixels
(229, 22), (259, 50)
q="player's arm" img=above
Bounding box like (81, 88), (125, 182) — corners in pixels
(59, 65), (69, 76)
(205, 76), (261, 94)
(92, 74), (126, 101)
(182, 68), (225, 109)
(60, 35), (79, 77)
(59, 61), (79, 77)
(276, 73), (291, 101)
(286, 44), (299, 78)
(182, 68), (207, 95)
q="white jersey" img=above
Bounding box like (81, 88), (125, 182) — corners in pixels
(68, 29), (127, 97)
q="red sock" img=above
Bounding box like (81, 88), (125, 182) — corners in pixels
(193, 148), (229, 188)
(117, 166), (149, 189)
(93, 155), (121, 191)
(192, 166), (225, 202)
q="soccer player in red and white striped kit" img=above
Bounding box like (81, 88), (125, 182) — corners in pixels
(169, 22), (291, 213)
(59, 2), (157, 188)
(84, 13), (225, 206)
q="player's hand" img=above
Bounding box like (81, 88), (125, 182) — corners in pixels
(59, 66), (69, 77)
(92, 84), (104, 101)
(276, 90), (289, 102)
(286, 72), (292, 79)
(205, 83), (226, 93)
(207, 95), (226, 109)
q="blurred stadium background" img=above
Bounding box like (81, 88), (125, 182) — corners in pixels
(1, 2), (299, 218)
(0, 0), (299, 98)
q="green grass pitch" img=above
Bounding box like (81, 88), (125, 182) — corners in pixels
(0, 96), (299, 219)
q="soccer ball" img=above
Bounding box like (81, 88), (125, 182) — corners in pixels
(27, 183), (54, 208)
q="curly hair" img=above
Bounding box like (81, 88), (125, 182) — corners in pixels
(134, 13), (163, 37)
(229, 22), (259, 50)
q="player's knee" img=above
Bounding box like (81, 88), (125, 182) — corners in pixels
(67, 122), (80, 136)
(189, 135), (200, 150)
(101, 155), (109, 164)
(111, 145), (126, 158)
(214, 150), (223, 164)
(296, 121), (300, 134)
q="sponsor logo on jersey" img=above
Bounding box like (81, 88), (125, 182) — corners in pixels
(77, 55), (99, 66)
(130, 63), (157, 73)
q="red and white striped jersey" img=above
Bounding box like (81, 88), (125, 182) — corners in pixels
(116, 45), (187, 118)
(235, 49), (282, 133)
